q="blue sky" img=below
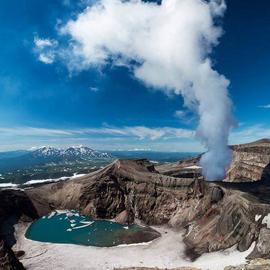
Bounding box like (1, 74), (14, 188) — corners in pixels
(0, 0), (270, 151)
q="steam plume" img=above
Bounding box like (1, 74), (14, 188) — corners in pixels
(60, 0), (234, 180)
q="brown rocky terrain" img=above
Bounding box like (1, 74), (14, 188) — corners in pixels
(2, 139), (270, 269)
(115, 259), (270, 270)
(224, 259), (270, 270)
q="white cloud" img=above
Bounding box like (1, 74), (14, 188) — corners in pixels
(34, 37), (55, 48)
(174, 110), (186, 120)
(34, 36), (58, 64)
(57, 0), (233, 180)
(38, 53), (54, 64)
(258, 104), (270, 109)
(89, 86), (99, 92)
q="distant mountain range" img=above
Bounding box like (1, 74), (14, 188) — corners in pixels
(32, 146), (112, 160)
(0, 146), (113, 172)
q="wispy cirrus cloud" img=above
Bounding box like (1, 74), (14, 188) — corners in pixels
(0, 127), (73, 136)
(230, 124), (270, 144)
(0, 125), (194, 140)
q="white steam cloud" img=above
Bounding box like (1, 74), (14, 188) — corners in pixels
(59, 0), (234, 180)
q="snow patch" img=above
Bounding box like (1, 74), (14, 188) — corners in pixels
(255, 214), (262, 222)
(262, 213), (270, 228)
(72, 222), (94, 230)
(47, 212), (56, 219)
(71, 173), (86, 179)
(24, 176), (69, 186)
(184, 165), (202, 169)
(0, 182), (18, 188)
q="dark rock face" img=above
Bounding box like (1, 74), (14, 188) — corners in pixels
(0, 190), (38, 246)
(210, 186), (224, 203)
(0, 190), (38, 269)
(0, 190), (39, 223)
(0, 240), (25, 270)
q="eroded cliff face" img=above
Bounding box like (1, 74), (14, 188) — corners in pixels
(225, 139), (270, 182)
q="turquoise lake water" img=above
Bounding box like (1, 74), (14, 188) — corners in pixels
(25, 210), (159, 247)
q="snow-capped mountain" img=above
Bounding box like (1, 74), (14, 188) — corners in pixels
(32, 146), (112, 160)
(0, 146), (113, 172)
